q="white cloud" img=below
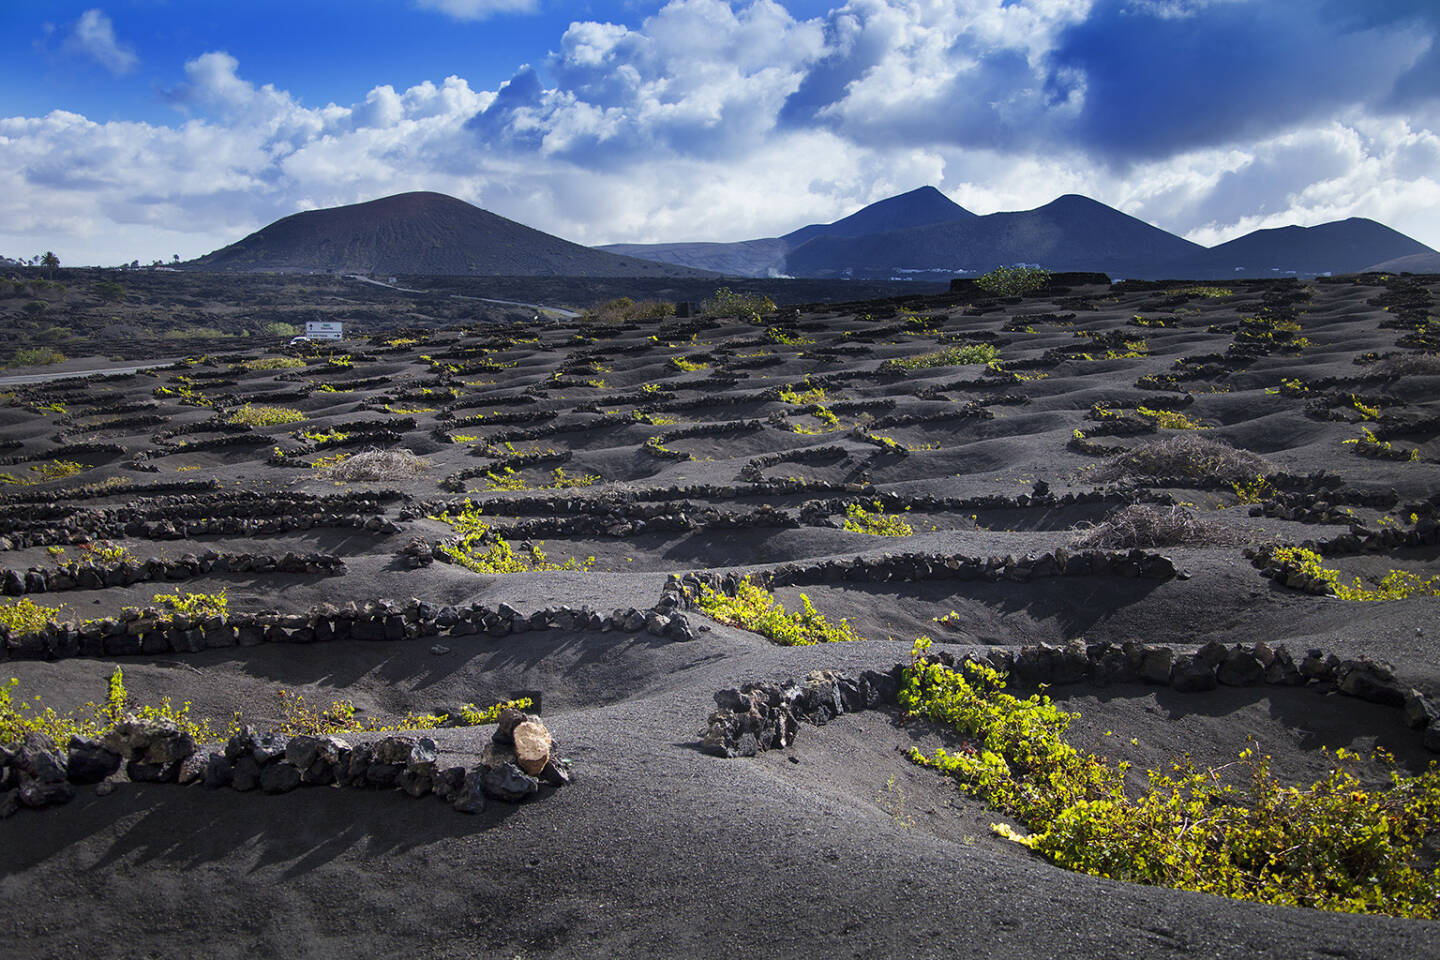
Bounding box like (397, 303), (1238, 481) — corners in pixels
(3, 0), (1439, 266)
(414, 0), (539, 21)
(468, 0), (828, 163)
(66, 8), (138, 75)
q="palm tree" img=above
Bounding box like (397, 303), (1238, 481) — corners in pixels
(40, 251), (59, 280)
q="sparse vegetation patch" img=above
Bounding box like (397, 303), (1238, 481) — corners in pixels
(696, 578), (862, 646)
(900, 639), (1440, 919)
(227, 403), (307, 427)
(977, 266), (1052, 297)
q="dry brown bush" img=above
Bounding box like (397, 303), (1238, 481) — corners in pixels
(1375, 353), (1440, 377)
(1070, 504), (1244, 549)
(1086, 434), (1274, 483)
(323, 447), (430, 481)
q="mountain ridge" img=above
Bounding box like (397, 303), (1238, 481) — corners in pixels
(606, 188), (1434, 280)
(185, 192), (713, 278)
(186, 188), (1436, 282)
(782, 192), (1208, 279)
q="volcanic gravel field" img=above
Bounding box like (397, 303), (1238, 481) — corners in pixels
(2, 273), (1440, 958)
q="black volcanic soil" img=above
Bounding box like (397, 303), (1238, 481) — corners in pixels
(2, 273), (1440, 958)
(0, 267), (947, 366)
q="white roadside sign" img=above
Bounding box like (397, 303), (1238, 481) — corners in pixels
(305, 321), (344, 340)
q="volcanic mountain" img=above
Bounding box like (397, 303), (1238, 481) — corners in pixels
(599, 185), (971, 277)
(185, 192), (711, 278)
(1184, 219), (1435, 277)
(1364, 251), (1440, 273)
(783, 194), (1206, 279)
(779, 185), (974, 247)
(603, 187), (1436, 280)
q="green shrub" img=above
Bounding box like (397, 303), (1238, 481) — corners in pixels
(695, 578), (862, 646)
(227, 403), (307, 427)
(777, 380), (827, 405)
(842, 501), (914, 536)
(28, 459), (83, 482)
(977, 266), (1051, 297)
(0, 598), (64, 635)
(1231, 475), (1278, 504)
(93, 281), (125, 303)
(764, 326), (813, 346)
(1, 666), (213, 746)
(431, 501), (593, 574)
(1344, 427), (1419, 462)
(263, 321), (301, 337)
(76, 540), (134, 564)
(882, 343), (997, 372)
(151, 590), (228, 619)
(484, 466), (601, 491)
(900, 638), (1440, 918)
(273, 690), (531, 736)
(791, 405), (841, 434)
(1136, 406), (1208, 430)
(243, 356), (306, 371)
(10, 347), (66, 367)
(455, 698), (535, 725)
(1267, 547), (1440, 601)
(700, 287), (776, 319)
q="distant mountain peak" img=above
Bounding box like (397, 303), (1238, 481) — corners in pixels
(781, 185), (974, 247)
(892, 185), (962, 205)
(1042, 193), (1107, 209)
(186, 192), (709, 278)
(1199, 216), (1434, 275)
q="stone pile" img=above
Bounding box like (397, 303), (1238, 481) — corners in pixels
(137, 433), (269, 462)
(0, 477), (217, 508)
(0, 440), (124, 467)
(53, 413), (168, 442)
(867, 401), (998, 430)
(702, 668), (899, 758)
(702, 642), (1440, 762)
(0, 489), (402, 547)
(0, 549), (346, 596)
(3, 593), (698, 662)
(653, 419), (767, 444)
(947, 640), (1440, 754)
(739, 446), (850, 482)
(1, 710), (569, 818)
(423, 505), (798, 543)
(1271, 511), (1440, 561)
(794, 487), (1151, 528)
(669, 547), (1178, 601)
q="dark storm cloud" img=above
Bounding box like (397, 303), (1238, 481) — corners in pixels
(1046, 0), (1432, 158)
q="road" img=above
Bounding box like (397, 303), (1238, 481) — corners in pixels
(345, 274), (580, 319)
(0, 360), (181, 386)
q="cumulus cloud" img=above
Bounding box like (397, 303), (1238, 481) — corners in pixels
(779, 0), (1091, 148)
(65, 8), (138, 75)
(414, 0), (539, 20)
(3, 0), (1439, 266)
(467, 0), (827, 163)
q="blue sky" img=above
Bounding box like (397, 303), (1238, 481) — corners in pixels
(1, 0), (1437, 265)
